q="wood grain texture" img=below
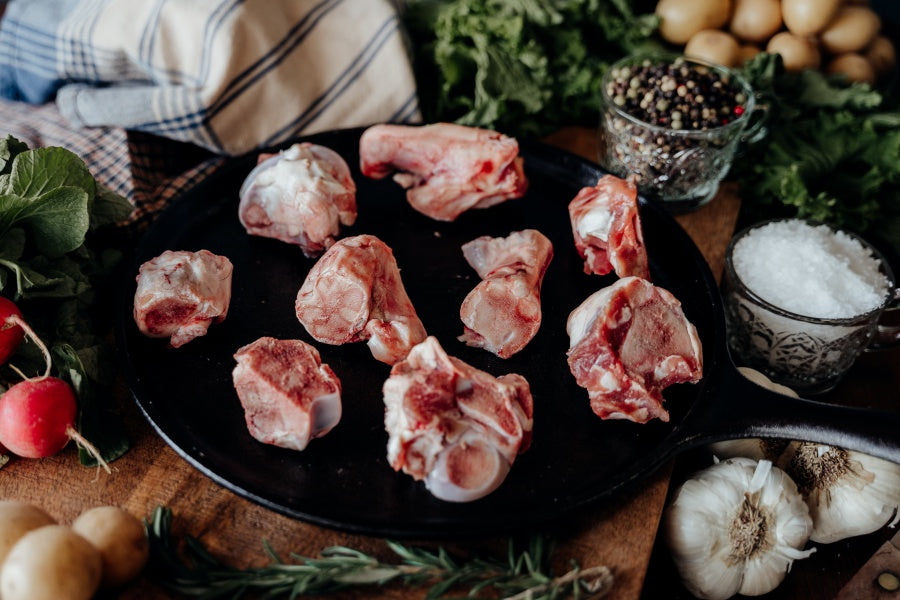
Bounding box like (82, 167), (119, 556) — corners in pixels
(0, 126), (741, 599)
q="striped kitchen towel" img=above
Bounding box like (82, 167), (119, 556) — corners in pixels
(0, 0), (421, 156)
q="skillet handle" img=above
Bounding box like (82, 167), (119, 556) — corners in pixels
(671, 362), (900, 465)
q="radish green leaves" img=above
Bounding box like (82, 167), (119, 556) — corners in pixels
(0, 135), (133, 465)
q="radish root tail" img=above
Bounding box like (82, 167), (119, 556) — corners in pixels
(66, 425), (111, 474)
(8, 363), (28, 381)
(6, 314), (52, 379)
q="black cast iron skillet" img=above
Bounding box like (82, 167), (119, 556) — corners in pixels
(116, 127), (900, 538)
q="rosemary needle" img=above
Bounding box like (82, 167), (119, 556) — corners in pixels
(144, 506), (614, 600)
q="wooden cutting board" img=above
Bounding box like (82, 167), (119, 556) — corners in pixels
(0, 126), (741, 599)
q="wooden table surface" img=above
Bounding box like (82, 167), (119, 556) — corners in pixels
(0, 126), (895, 600)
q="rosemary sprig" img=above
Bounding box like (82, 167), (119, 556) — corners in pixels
(145, 506), (613, 600)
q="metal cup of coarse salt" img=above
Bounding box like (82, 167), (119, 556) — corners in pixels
(599, 54), (766, 214)
(722, 218), (899, 395)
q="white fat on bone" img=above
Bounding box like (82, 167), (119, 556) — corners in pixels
(383, 336), (533, 502)
(238, 142), (357, 257)
(566, 276), (702, 424)
(133, 249), (233, 348)
(568, 174), (650, 280)
(232, 337), (341, 451)
(424, 430), (512, 503)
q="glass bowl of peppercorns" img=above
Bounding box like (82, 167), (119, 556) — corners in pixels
(599, 54), (765, 213)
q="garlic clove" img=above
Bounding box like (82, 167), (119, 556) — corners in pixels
(695, 562), (744, 600)
(740, 462), (816, 596)
(741, 557), (787, 597)
(736, 366), (799, 398)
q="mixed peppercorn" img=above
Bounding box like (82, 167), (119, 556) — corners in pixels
(604, 57), (746, 130)
(599, 55), (755, 211)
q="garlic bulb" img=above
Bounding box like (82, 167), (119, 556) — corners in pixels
(664, 457), (815, 600)
(710, 368), (900, 545)
(778, 442), (900, 543)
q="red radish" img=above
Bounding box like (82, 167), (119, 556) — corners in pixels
(0, 297), (26, 365)
(0, 377), (109, 471)
(0, 305), (109, 470)
(0, 296), (52, 378)
(0, 377), (76, 458)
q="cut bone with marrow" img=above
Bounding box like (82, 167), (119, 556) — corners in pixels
(232, 337), (341, 451)
(295, 234), (426, 365)
(459, 229), (553, 358)
(383, 336), (534, 502)
(133, 249), (233, 348)
(359, 122), (528, 221)
(568, 174), (650, 280)
(238, 142), (357, 257)
(566, 276), (702, 424)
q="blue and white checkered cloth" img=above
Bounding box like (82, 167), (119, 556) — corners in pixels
(0, 0), (421, 156)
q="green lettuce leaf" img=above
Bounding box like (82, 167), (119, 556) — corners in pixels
(2, 146), (95, 199)
(0, 226), (25, 260)
(91, 185), (134, 228)
(735, 53), (900, 262)
(0, 187), (90, 258)
(0, 135), (28, 175)
(53, 343), (129, 466)
(0, 146), (96, 257)
(404, 0), (660, 137)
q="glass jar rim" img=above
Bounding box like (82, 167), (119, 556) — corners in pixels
(724, 218), (898, 325)
(601, 53), (756, 137)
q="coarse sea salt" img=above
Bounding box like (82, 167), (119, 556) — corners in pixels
(732, 220), (890, 319)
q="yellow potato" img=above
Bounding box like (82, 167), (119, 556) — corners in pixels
(865, 36), (896, 76)
(0, 525), (102, 600)
(767, 31), (822, 72)
(827, 53), (877, 84)
(0, 500), (56, 565)
(656, 0), (732, 45)
(730, 0), (782, 43)
(72, 506), (149, 588)
(819, 7), (882, 55)
(685, 29), (742, 68)
(782, 0), (841, 37)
